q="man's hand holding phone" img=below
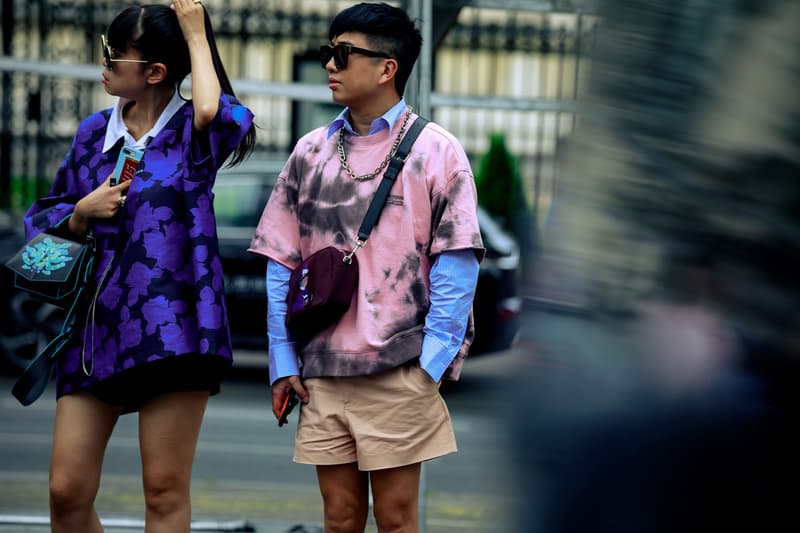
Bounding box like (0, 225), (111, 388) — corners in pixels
(272, 375), (309, 427)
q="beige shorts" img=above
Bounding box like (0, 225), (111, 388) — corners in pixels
(294, 361), (457, 471)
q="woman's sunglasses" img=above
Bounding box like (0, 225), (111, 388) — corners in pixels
(101, 35), (148, 71)
(319, 43), (392, 70)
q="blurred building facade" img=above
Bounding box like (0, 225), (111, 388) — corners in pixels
(0, 0), (597, 224)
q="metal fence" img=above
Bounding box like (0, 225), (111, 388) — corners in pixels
(1, 0), (596, 217)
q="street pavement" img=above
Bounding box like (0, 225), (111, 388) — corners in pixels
(0, 316), (533, 533)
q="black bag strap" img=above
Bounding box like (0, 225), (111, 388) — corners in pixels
(356, 117), (429, 242)
(11, 221), (96, 406)
(11, 256), (94, 406)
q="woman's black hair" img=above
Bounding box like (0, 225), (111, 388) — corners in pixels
(106, 4), (255, 166)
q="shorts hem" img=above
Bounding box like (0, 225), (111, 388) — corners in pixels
(293, 442), (458, 471)
(292, 453), (358, 466)
(358, 442), (458, 471)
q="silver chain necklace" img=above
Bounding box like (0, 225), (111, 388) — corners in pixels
(337, 106), (413, 181)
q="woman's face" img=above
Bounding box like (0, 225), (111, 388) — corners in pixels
(100, 35), (150, 98)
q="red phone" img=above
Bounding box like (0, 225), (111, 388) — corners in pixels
(277, 389), (299, 427)
(110, 146), (144, 186)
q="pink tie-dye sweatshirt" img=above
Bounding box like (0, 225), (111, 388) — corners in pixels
(248, 114), (484, 379)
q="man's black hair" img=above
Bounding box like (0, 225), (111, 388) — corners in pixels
(329, 2), (422, 96)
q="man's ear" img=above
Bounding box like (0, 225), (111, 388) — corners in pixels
(378, 58), (399, 88)
(145, 62), (168, 85)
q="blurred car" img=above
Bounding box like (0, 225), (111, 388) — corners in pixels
(214, 156), (521, 357)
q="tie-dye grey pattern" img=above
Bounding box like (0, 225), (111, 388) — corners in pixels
(249, 115), (484, 379)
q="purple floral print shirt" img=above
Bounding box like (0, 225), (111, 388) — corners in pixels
(23, 94), (253, 398)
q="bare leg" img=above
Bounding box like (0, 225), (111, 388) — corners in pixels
(138, 390), (209, 533)
(370, 463), (421, 533)
(316, 463), (369, 533)
(50, 392), (121, 533)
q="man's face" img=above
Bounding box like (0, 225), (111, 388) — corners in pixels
(324, 32), (392, 107)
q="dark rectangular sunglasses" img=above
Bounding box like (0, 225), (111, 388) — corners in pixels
(320, 43), (392, 70)
(101, 35), (147, 71)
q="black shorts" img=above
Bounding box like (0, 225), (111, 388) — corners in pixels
(89, 354), (230, 414)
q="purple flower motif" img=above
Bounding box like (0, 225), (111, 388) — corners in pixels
(132, 202), (174, 241)
(98, 268), (123, 309)
(142, 221), (188, 272)
(119, 306), (142, 350)
(210, 256), (224, 291)
(191, 245), (210, 279)
(45, 97), (249, 397)
(89, 153), (105, 169)
(190, 195), (216, 238)
(126, 262), (157, 306)
(197, 286), (222, 329)
(141, 295), (176, 335)
(160, 323), (187, 353)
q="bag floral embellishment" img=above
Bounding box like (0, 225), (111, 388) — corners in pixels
(22, 237), (74, 276)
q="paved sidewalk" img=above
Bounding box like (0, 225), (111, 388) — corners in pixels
(0, 516), (321, 533)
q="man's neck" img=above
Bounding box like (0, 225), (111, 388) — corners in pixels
(347, 94), (402, 136)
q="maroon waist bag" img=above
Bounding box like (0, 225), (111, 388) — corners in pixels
(286, 246), (358, 341)
(285, 117), (428, 342)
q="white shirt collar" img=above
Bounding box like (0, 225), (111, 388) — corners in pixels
(102, 89), (185, 153)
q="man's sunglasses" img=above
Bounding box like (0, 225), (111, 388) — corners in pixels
(101, 35), (148, 71)
(319, 43), (392, 70)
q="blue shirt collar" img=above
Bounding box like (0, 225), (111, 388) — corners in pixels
(326, 98), (407, 139)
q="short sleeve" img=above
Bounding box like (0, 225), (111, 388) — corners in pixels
(430, 169), (485, 262)
(247, 154), (303, 269)
(191, 93), (254, 171)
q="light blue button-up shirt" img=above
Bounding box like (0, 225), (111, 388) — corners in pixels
(326, 98), (408, 139)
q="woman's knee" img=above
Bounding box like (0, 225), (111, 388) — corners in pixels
(49, 469), (96, 514)
(142, 468), (189, 515)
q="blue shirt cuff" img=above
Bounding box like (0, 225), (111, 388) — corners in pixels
(267, 260), (300, 385)
(269, 342), (300, 385)
(420, 249), (480, 382)
(420, 335), (456, 382)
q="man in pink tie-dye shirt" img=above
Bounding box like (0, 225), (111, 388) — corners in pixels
(249, 3), (484, 531)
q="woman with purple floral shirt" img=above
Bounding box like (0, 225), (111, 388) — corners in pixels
(22, 2), (255, 531)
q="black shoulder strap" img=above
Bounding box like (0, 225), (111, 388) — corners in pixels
(357, 117), (429, 242)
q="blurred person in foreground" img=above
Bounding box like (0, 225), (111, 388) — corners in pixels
(516, 0), (800, 531)
(248, 3), (483, 532)
(21, 2), (255, 531)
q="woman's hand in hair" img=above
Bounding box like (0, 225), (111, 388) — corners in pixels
(172, 0), (206, 46)
(171, 0), (221, 131)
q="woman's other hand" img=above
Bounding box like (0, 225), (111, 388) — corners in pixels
(171, 0), (206, 46)
(171, 0), (220, 130)
(69, 174), (132, 236)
